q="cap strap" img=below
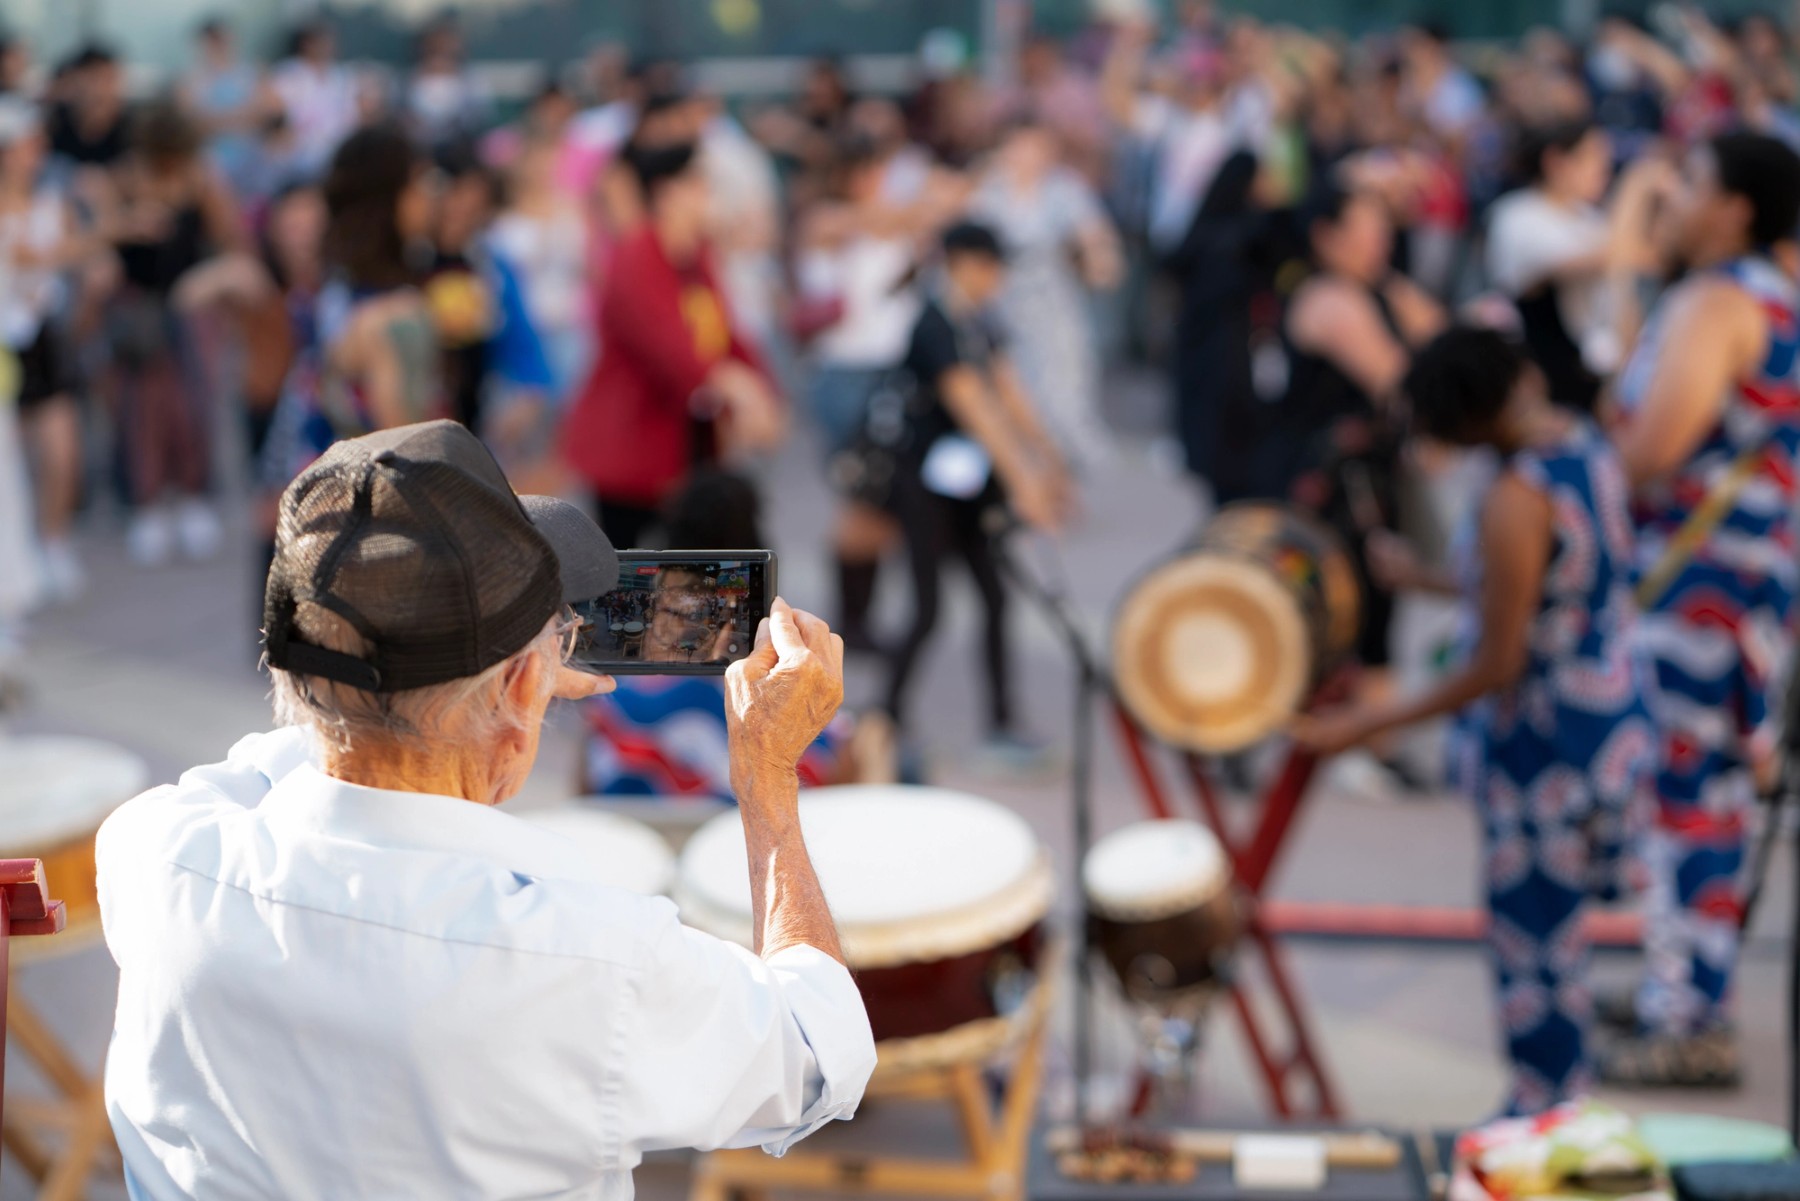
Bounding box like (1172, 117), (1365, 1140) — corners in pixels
(277, 639), (385, 693)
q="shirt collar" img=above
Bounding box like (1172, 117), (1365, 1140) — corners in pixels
(259, 763), (605, 883)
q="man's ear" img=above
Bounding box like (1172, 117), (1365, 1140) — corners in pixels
(501, 647), (548, 717)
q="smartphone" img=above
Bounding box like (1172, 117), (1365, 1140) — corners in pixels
(569, 551), (776, 676)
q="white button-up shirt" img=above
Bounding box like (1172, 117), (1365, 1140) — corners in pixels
(96, 728), (876, 1200)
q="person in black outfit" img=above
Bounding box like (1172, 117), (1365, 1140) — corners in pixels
(883, 223), (1071, 762)
(1282, 182), (1442, 680)
(1167, 150), (1308, 505)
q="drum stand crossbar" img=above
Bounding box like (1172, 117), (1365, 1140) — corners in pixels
(995, 539), (1344, 1124)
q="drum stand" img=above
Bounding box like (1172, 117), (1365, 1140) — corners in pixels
(995, 538), (1344, 1123)
(1110, 708), (1343, 1120)
(689, 941), (1064, 1201)
(2, 860), (114, 1201)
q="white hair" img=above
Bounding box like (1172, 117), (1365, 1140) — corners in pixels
(268, 603), (560, 758)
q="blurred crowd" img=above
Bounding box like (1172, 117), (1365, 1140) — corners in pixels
(0, 2), (1796, 742)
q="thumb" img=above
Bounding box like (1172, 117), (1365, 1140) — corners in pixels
(767, 597), (808, 660)
(739, 615), (776, 673)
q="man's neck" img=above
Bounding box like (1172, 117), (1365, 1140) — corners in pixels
(324, 744), (499, 806)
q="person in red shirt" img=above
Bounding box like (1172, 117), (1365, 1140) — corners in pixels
(561, 140), (780, 548)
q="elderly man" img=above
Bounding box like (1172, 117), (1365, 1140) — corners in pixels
(96, 421), (875, 1198)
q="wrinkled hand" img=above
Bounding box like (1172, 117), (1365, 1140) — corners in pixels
(726, 598), (845, 796)
(1291, 706), (1379, 756)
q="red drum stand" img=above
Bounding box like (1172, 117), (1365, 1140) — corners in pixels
(993, 536), (1345, 1124)
(1108, 701), (1342, 1119)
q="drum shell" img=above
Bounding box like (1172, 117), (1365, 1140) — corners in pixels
(1087, 891), (1241, 1003)
(1194, 502), (1359, 671)
(855, 925), (1041, 1043)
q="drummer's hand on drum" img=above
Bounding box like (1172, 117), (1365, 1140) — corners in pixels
(725, 598), (846, 792)
(1290, 705), (1380, 757)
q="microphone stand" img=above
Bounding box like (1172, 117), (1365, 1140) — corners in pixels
(990, 524), (1106, 1128)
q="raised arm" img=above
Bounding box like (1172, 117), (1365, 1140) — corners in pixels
(1613, 277), (1766, 488)
(1296, 469), (1551, 752)
(724, 598), (847, 964)
(1289, 277), (1413, 404)
(1100, 20), (1156, 131)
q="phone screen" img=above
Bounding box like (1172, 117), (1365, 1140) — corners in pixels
(569, 551), (775, 675)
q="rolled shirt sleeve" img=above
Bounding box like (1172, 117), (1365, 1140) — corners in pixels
(621, 905), (876, 1157)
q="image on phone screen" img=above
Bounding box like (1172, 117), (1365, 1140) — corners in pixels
(569, 551), (775, 675)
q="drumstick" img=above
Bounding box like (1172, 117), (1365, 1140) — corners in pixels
(1045, 1127), (1403, 1169)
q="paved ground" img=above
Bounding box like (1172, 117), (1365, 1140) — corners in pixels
(3, 378), (1793, 1198)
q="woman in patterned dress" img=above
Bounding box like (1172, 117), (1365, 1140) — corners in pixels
(1608, 133), (1800, 1086)
(1299, 326), (1653, 1113)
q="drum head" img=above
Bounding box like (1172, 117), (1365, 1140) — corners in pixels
(676, 785), (1052, 969)
(1112, 554), (1310, 753)
(521, 806), (675, 896)
(1084, 819), (1231, 922)
(0, 736), (148, 853)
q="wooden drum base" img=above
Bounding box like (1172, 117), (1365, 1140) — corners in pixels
(3, 983), (118, 1201)
(691, 941), (1062, 1201)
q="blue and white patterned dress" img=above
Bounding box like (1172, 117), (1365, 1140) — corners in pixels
(1615, 254), (1800, 1036)
(1451, 420), (1655, 1113)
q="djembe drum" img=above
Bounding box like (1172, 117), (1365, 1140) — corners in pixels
(1083, 819), (1241, 1006)
(1113, 503), (1360, 753)
(676, 785), (1053, 1071)
(0, 735), (148, 959)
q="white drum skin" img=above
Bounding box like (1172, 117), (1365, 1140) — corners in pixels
(0, 735), (149, 955)
(676, 785), (1053, 1045)
(520, 806), (676, 897)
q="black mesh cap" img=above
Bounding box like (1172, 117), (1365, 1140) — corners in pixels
(264, 420), (617, 693)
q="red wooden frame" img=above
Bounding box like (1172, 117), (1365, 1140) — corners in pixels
(1, 858), (66, 1132)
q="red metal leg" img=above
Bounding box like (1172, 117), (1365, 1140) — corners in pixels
(1242, 920), (1341, 1118)
(2, 878), (9, 1135)
(1236, 750), (1318, 897)
(1112, 702), (1177, 821)
(1111, 707), (1343, 1120)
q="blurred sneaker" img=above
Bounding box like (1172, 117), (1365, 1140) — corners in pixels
(971, 730), (1064, 780)
(127, 508), (175, 568)
(175, 499), (223, 563)
(37, 538), (85, 604)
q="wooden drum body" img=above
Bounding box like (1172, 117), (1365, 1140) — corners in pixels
(676, 786), (1053, 1066)
(0, 736), (148, 958)
(1083, 820), (1240, 1006)
(520, 806), (676, 896)
(1113, 502), (1359, 753)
